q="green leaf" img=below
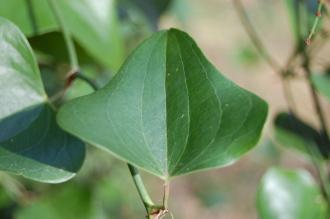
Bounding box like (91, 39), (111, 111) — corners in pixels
(0, 0), (57, 36)
(0, 17), (46, 120)
(0, 0), (124, 71)
(0, 105), (85, 183)
(257, 167), (327, 219)
(312, 72), (330, 101)
(274, 112), (330, 159)
(58, 29), (268, 180)
(0, 17), (85, 183)
(28, 31), (94, 65)
(56, 0), (124, 71)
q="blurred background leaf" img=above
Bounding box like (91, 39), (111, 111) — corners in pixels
(274, 112), (330, 159)
(311, 71), (330, 101)
(0, 0), (57, 36)
(56, 0), (124, 72)
(257, 167), (328, 219)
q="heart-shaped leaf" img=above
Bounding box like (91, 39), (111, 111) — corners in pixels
(311, 72), (330, 101)
(57, 29), (268, 180)
(0, 17), (85, 183)
(274, 112), (330, 159)
(257, 167), (327, 219)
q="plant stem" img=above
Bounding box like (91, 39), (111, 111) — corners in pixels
(63, 74), (160, 218)
(75, 73), (99, 90)
(65, 74), (159, 217)
(306, 0), (325, 45)
(234, 0), (330, 207)
(304, 31), (330, 145)
(232, 0), (297, 113)
(25, 0), (38, 35)
(232, 0), (282, 72)
(163, 181), (170, 209)
(302, 54), (329, 140)
(128, 164), (155, 216)
(68, 73), (166, 219)
(282, 79), (297, 114)
(301, 13), (330, 203)
(47, 0), (79, 71)
(65, 76), (162, 217)
(315, 162), (330, 207)
(295, 0), (330, 208)
(307, 29), (330, 58)
(46, 4), (166, 215)
(308, 146), (330, 207)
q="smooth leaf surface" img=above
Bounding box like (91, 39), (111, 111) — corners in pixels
(58, 29), (268, 180)
(0, 17), (46, 122)
(312, 72), (330, 101)
(57, 0), (124, 71)
(0, 105), (85, 183)
(0, 18), (85, 183)
(274, 112), (330, 159)
(257, 167), (327, 219)
(0, 0), (57, 36)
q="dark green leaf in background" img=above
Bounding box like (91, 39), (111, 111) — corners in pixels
(28, 32), (89, 65)
(274, 112), (330, 159)
(58, 29), (268, 180)
(0, 18), (85, 183)
(257, 167), (327, 219)
(0, 105), (85, 183)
